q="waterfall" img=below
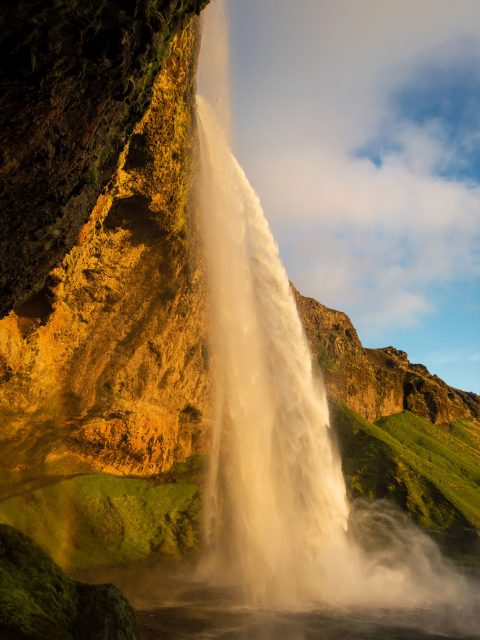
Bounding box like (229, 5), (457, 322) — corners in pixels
(195, 95), (478, 624)
(196, 95), (350, 607)
(194, 3), (478, 629)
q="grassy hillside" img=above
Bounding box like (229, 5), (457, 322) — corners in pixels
(1, 404), (478, 572)
(331, 401), (480, 553)
(0, 457), (204, 571)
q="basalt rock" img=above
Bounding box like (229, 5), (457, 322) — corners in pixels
(0, 0), (208, 316)
(0, 21), (209, 497)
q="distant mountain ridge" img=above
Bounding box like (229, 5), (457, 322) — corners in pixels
(294, 288), (480, 425)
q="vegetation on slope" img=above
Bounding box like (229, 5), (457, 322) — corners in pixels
(331, 401), (480, 553)
(375, 412), (480, 527)
(0, 457), (203, 571)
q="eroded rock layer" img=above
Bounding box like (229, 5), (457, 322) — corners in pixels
(295, 288), (480, 425)
(0, 21), (209, 496)
(0, 0), (208, 315)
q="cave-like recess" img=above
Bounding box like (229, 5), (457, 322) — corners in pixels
(0, 0), (208, 315)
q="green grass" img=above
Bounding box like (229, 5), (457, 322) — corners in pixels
(0, 464), (202, 571)
(375, 412), (480, 527)
(330, 402), (480, 551)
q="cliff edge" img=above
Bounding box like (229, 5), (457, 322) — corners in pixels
(294, 288), (479, 425)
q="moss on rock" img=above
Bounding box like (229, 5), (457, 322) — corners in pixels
(0, 461), (203, 570)
(0, 524), (138, 639)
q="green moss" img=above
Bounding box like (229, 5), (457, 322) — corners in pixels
(84, 166), (99, 188)
(170, 453), (206, 481)
(0, 471), (202, 571)
(375, 411), (480, 526)
(0, 525), (77, 639)
(0, 524), (137, 640)
(316, 347), (339, 373)
(330, 401), (479, 551)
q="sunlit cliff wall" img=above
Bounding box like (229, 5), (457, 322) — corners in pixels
(295, 289), (480, 425)
(0, 0), (208, 315)
(0, 20), (209, 498)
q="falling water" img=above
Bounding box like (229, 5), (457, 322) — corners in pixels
(195, 1), (479, 631)
(197, 95), (350, 607)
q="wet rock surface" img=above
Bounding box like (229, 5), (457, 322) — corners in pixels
(0, 523), (138, 640)
(0, 0), (208, 315)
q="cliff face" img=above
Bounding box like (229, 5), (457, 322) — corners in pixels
(294, 289), (480, 425)
(0, 0), (208, 315)
(0, 1), (478, 569)
(0, 21), (209, 497)
(1, 68), (478, 494)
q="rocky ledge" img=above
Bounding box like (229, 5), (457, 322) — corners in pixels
(294, 288), (480, 425)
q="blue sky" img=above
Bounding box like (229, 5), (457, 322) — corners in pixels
(225, 0), (480, 393)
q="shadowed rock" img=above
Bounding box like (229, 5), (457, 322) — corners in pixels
(0, 0), (209, 315)
(0, 524), (138, 639)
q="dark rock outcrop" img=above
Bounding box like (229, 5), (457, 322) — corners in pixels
(294, 288), (480, 424)
(0, 0), (208, 316)
(0, 523), (138, 639)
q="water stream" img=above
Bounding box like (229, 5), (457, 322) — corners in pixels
(194, 90), (478, 623)
(188, 1), (480, 634)
(78, 5), (480, 636)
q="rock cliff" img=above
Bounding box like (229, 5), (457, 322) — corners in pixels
(295, 288), (480, 425)
(0, 0), (208, 315)
(0, 20), (209, 499)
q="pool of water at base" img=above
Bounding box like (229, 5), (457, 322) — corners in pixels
(136, 603), (474, 640)
(76, 561), (479, 640)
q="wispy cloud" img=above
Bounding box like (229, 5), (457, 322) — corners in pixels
(231, 0), (480, 335)
(429, 349), (480, 365)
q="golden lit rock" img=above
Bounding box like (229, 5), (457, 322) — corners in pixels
(0, 21), (209, 494)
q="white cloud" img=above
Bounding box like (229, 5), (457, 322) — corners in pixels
(230, 0), (480, 334)
(429, 349), (480, 365)
(244, 141), (480, 333)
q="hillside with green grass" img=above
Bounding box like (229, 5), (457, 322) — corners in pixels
(0, 456), (204, 571)
(331, 401), (480, 554)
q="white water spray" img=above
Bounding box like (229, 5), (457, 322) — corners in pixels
(197, 95), (350, 607)
(195, 2), (479, 629)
